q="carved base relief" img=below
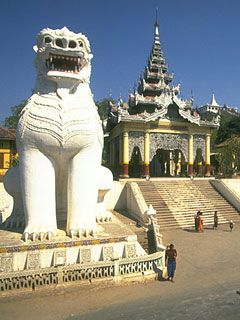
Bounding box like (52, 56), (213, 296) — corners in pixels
(102, 246), (114, 261)
(124, 244), (137, 258)
(54, 250), (67, 267)
(0, 253), (13, 273)
(80, 248), (92, 264)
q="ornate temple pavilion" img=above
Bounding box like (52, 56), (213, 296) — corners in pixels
(105, 18), (220, 178)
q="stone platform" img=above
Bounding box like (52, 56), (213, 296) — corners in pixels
(0, 216), (164, 295)
(0, 215), (146, 272)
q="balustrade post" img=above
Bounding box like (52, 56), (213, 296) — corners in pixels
(113, 258), (120, 277)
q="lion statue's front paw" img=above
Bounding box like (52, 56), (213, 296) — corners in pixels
(67, 228), (97, 238)
(22, 225), (57, 242)
(96, 210), (113, 223)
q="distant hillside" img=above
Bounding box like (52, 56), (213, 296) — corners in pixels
(216, 110), (240, 144)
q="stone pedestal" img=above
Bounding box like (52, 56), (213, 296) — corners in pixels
(188, 164), (193, 176)
(121, 164), (129, 178)
(197, 163), (203, 176)
(144, 164), (150, 177)
(0, 215), (145, 273)
(205, 164), (211, 177)
(0, 215), (165, 295)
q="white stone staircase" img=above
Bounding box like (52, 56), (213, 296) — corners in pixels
(137, 179), (240, 230)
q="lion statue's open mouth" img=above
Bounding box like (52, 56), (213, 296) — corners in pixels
(46, 53), (85, 74)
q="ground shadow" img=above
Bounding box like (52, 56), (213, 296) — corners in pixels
(153, 262), (169, 282)
(0, 223), (24, 234)
(183, 228), (197, 233)
(116, 209), (139, 224)
(204, 226), (215, 230)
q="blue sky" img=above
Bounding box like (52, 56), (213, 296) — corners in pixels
(0, 0), (240, 123)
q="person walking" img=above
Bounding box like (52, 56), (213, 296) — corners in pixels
(229, 220), (234, 232)
(165, 244), (177, 282)
(213, 211), (219, 230)
(194, 211), (200, 232)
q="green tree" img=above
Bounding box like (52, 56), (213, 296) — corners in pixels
(216, 113), (240, 144)
(4, 100), (26, 129)
(214, 111), (240, 175)
(8, 154), (19, 167)
(95, 98), (115, 120)
(217, 137), (240, 175)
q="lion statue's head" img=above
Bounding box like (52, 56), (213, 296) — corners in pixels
(34, 27), (93, 85)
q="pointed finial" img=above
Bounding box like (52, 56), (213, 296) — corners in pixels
(154, 8), (159, 37)
(210, 92), (219, 107)
(191, 88), (193, 98)
(155, 7), (159, 26)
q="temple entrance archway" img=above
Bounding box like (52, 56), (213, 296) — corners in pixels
(129, 146), (143, 178)
(150, 149), (169, 177)
(149, 148), (187, 177)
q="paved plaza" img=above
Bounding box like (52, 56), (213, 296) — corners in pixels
(0, 223), (239, 320)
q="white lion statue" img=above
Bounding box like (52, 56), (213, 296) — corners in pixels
(4, 27), (112, 241)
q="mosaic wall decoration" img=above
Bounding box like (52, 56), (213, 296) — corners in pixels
(150, 133), (188, 161)
(193, 135), (206, 160)
(129, 131), (144, 160)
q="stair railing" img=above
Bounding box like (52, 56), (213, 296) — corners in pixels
(146, 205), (165, 252)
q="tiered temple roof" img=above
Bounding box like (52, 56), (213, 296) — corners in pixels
(106, 17), (220, 130)
(129, 17), (177, 114)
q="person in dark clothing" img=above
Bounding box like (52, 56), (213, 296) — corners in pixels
(165, 244), (177, 282)
(194, 211), (200, 231)
(213, 211), (219, 230)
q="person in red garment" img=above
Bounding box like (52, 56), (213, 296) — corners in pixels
(198, 211), (204, 232)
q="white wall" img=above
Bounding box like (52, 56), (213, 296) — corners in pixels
(104, 181), (127, 210)
(0, 182), (13, 223)
(211, 179), (240, 212)
(104, 181), (149, 225)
